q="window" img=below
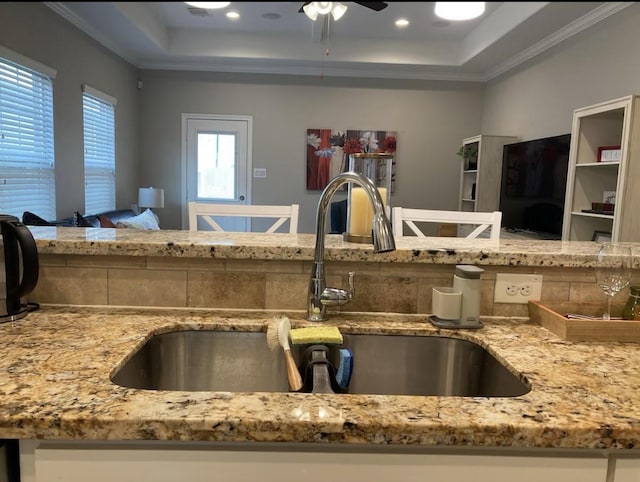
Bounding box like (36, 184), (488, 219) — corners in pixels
(196, 132), (236, 200)
(83, 85), (116, 214)
(0, 48), (56, 220)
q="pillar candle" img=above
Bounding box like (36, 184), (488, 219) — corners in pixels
(348, 187), (387, 237)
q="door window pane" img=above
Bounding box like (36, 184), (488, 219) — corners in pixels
(197, 133), (235, 200)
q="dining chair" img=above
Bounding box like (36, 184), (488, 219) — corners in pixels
(188, 202), (300, 233)
(392, 207), (502, 240)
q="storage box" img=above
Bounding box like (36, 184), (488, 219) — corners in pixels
(591, 202), (614, 214)
(597, 145), (621, 162)
(528, 300), (640, 342)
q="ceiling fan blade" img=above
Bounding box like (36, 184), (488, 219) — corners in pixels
(354, 2), (388, 11)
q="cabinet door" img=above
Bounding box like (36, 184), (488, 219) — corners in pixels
(613, 458), (640, 481)
(30, 443), (608, 482)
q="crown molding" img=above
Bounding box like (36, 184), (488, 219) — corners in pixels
(45, 2), (632, 84)
(484, 2), (633, 81)
(45, 2), (139, 65)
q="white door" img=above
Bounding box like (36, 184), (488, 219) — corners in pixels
(183, 114), (252, 230)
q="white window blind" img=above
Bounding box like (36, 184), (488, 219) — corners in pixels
(83, 86), (115, 214)
(0, 55), (55, 220)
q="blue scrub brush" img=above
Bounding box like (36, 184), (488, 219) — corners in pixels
(335, 348), (353, 389)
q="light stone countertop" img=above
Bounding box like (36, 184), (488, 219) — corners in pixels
(2, 305), (640, 450)
(28, 226), (640, 268)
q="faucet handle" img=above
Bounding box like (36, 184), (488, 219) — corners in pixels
(347, 271), (355, 299)
(320, 271), (355, 306)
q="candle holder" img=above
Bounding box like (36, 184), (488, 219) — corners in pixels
(344, 153), (393, 244)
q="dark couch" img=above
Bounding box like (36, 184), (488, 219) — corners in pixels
(23, 209), (138, 228)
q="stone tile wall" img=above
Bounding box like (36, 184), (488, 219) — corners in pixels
(32, 254), (640, 318)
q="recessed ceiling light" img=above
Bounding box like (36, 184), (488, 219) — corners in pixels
(434, 2), (485, 21)
(395, 18), (409, 28)
(226, 11), (239, 19)
(184, 2), (230, 9)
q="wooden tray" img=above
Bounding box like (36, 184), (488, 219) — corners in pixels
(528, 300), (640, 342)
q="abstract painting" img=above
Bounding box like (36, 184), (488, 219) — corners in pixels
(306, 129), (397, 191)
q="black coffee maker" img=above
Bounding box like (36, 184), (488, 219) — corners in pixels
(0, 214), (39, 322)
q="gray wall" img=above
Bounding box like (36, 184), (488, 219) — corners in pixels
(140, 71), (483, 231)
(3, 3), (640, 232)
(0, 3), (140, 220)
(482, 4), (640, 141)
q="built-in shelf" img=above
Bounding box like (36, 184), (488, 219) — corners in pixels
(562, 95), (640, 242)
(458, 135), (518, 213)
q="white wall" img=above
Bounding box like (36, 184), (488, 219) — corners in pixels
(139, 72), (484, 232)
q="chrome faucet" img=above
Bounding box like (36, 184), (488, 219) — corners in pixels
(307, 171), (396, 322)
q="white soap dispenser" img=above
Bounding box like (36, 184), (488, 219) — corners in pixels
(452, 264), (485, 326)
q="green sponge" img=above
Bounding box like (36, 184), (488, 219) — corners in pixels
(289, 326), (343, 345)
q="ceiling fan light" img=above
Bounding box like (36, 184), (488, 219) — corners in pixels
(434, 2), (485, 21)
(303, 3), (319, 21)
(313, 2), (333, 15)
(184, 2), (230, 9)
(331, 3), (347, 21)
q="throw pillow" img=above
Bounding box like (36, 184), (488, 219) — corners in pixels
(116, 209), (160, 230)
(22, 211), (54, 226)
(99, 215), (117, 228)
(76, 213), (93, 227)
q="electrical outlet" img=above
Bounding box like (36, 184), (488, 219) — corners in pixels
(494, 273), (543, 304)
(506, 283), (519, 296)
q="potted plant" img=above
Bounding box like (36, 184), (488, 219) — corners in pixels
(457, 143), (478, 170)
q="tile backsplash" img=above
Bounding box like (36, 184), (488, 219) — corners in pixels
(32, 253), (637, 318)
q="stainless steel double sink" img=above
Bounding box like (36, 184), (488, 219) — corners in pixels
(111, 329), (531, 397)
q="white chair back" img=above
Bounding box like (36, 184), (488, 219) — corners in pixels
(188, 202), (300, 233)
(392, 207), (502, 240)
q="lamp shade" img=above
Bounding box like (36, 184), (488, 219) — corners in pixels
(138, 187), (164, 209)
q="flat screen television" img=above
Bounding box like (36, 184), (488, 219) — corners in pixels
(499, 134), (571, 239)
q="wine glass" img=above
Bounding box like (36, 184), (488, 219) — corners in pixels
(594, 243), (632, 320)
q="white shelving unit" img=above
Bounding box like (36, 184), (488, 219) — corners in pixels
(458, 135), (518, 213)
(562, 95), (640, 242)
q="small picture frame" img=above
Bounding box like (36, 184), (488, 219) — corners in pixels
(592, 230), (612, 242)
(603, 191), (616, 204)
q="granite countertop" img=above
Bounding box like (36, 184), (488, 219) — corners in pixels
(2, 305), (640, 450)
(28, 226), (639, 267)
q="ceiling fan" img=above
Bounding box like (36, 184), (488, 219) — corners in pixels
(298, 2), (389, 14)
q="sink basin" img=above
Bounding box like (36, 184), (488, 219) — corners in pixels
(335, 334), (530, 397)
(111, 330), (530, 397)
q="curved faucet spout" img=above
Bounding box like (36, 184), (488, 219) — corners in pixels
(307, 171), (396, 322)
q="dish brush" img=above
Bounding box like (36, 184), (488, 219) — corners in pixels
(266, 314), (303, 391)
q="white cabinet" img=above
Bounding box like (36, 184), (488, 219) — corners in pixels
(613, 457), (640, 481)
(562, 95), (640, 242)
(21, 440), (609, 482)
(458, 135), (518, 213)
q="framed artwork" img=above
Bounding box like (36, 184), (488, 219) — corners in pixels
(306, 128), (397, 190)
(592, 230), (612, 242)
